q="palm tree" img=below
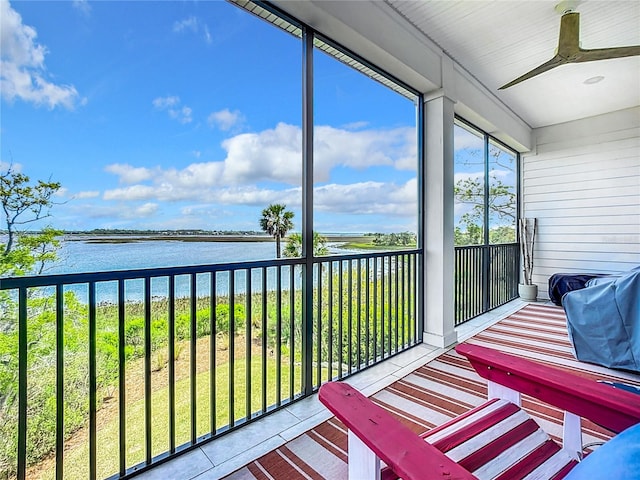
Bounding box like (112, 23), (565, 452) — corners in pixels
(283, 232), (329, 258)
(259, 203), (294, 258)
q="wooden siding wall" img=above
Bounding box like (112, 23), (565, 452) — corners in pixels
(522, 107), (640, 300)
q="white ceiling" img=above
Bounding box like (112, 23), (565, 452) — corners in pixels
(384, 0), (640, 128)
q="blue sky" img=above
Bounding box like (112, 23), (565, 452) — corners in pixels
(1, 0), (422, 234)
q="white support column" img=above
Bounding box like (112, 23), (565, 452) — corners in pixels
(422, 93), (458, 348)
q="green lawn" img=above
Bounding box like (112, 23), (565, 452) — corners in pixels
(38, 356), (312, 480)
(339, 242), (415, 251)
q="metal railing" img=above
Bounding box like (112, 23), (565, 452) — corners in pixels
(454, 243), (519, 325)
(0, 250), (420, 480)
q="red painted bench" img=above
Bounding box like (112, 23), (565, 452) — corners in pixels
(318, 343), (640, 480)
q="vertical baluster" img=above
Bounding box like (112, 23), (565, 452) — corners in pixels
(261, 268), (267, 414)
(17, 287), (27, 480)
(387, 256), (392, 355)
(118, 279), (126, 475)
(500, 245), (504, 304)
(229, 271), (236, 425)
(465, 247), (481, 320)
(405, 253), (410, 345)
(494, 246), (499, 306)
(190, 274), (197, 442)
(460, 249), (465, 323)
(480, 246), (485, 316)
(380, 255), (385, 358)
(463, 249), (467, 322)
(275, 266), (281, 406)
(88, 282), (97, 480)
(473, 248), (478, 318)
(473, 247), (477, 317)
(399, 255), (404, 348)
(468, 248), (472, 319)
(316, 262), (322, 388)
(347, 259), (352, 375)
(366, 257), (370, 364)
(144, 277), (152, 463)
(394, 255), (399, 353)
(492, 246), (496, 307)
(56, 285), (64, 480)
(465, 247), (481, 321)
(461, 249), (466, 323)
(209, 272), (216, 435)
(409, 254), (414, 343)
(356, 259), (362, 370)
(372, 257), (377, 362)
(468, 248), (473, 320)
(455, 249), (459, 325)
(169, 276), (176, 451)
(246, 268), (252, 419)
(327, 261), (333, 382)
(338, 260), (343, 379)
(289, 266), (295, 399)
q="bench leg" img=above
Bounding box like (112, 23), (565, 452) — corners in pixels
(563, 411), (582, 461)
(487, 380), (521, 406)
(348, 430), (381, 479)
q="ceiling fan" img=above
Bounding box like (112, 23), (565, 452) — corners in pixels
(499, 6), (640, 89)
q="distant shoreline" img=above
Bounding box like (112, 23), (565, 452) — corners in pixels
(64, 233), (373, 245)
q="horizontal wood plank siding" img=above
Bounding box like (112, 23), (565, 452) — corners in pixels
(522, 107), (640, 299)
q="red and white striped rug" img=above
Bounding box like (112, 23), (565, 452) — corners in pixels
(224, 304), (640, 480)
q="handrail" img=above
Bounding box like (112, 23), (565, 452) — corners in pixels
(319, 382), (476, 480)
(457, 343), (640, 434)
(1, 250), (421, 479)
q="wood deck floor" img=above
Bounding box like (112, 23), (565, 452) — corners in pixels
(222, 304), (640, 480)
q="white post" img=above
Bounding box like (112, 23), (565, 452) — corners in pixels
(348, 430), (381, 480)
(487, 380), (521, 406)
(562, 411), (582, 461)
(423, 93), (457, 348)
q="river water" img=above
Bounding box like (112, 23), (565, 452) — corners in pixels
(49, 238), (280, 274)
(35, 237), (352, 302)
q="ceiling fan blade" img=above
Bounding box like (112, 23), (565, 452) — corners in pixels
(557, 11), (581, 58)
(574, 45), (640, 62)
(499, 55), (565, 90)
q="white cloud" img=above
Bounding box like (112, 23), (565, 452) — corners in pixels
(341, 121), (369, 130)
(132, 202), (158, 217)
(220, 123), (302, 185)
(54, 187), (69, 198)
(72, 0), (91, 16)
(454, 171), (483, 184)
(173, 105), (192, 124)
(105, 163), (155, 184)
(208, 108), (245, 131)
(101, 122), (419, 218)
(152, 95), (179, 109)
(314, 179), (417, 216)
(103, 184), (157, 201)
(315, 125), (417, 178)
(70, 201), (157, 220)
(152, 95), (192, 124)
(454, 169), (512, 186)
(173, 16), (212, 44)
(0, 0), (80, 109)
(454, 125), (484, 151)
(214, 122), (416, 185)
(103, 122), (415, 201)
(173, 16), (197, 34)
(74, 190), (100, 199)
(0, 160), (22, 172)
